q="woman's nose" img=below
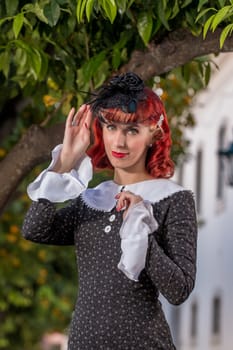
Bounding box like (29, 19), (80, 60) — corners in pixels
(114, 130), (126, 147)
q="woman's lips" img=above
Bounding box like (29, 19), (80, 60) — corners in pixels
(112, 151), (129, 158)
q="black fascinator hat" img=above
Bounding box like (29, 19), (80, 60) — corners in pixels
(89, 72), (145, 115)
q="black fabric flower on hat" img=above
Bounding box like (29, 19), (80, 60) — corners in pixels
(89, 72), (145, 114)
(109, 73), (144, 92)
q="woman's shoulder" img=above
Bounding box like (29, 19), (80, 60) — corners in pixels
(80, 180), (119, 212)
(124, 178), (192, 205)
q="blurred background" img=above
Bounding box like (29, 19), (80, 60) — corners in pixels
(1, 1), (233, 349)
(164, 52), (233, 350)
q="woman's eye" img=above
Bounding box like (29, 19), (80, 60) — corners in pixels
(127, 128), (139, 135)
(106, 124), (116, 131)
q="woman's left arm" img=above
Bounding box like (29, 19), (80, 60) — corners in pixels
(145, 190), (198, 305)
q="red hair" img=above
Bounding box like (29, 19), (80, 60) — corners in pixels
(87, 87), (174, 178)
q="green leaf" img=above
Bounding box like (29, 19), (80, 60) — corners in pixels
(37, 50), (48, 80)
(197, 0), (210, 12)
(23, 3), (49, 24)
(115, 0), (127, 12)
(82, 50), (106, 83)
(0, 338), (9, 347)
(203, 14), (215, 38)
(220, 23), (233, 48)
(64, 70), (75, 91)
(112, 48), (121, 69)
(101, 0), (117, 23)
(86, 0), (95, 21)
(22, 16), (33, 31)
(37, 285), (56, 301)
(156, 0), (170, 30)
(5, 0), (19, 16)
(0, 51), (10, 78)
(7, 290), (32, 307)
(128, 0), (136, 8)
(13, 13), (24, 39)
(195, 7), (216, 23)
(181, 0), (193, 8)
(219, 0), (228, 6)
(137, 12), (153, 45)
(13, 40), (42, 79)
(34, 2), (49, 23)
(30, 48), (42, 78)
(185, 10), (197, 27)
(211, 6), (231, 31)
(0, 17), (12, 27)
(13, 39), (32, 54)
(93, 60), (109, 88)
(44, 0), (61, 27)
(0, 299), (7, 312)
(76, 0), (88, 23)
(13, 47), (28, 79)
(171, 0), (180, 19)
(113, 30), (132, 50)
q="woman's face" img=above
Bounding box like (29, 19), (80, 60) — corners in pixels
(102, 120), (155, 174)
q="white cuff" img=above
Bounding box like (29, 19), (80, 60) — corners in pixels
(117, 201), (158, 281)
(27, 144), (93, 202)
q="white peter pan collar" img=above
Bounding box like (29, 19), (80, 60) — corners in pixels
(81, 178), (184, 212)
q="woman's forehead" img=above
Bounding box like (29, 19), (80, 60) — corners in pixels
(103, 118), (140, 128)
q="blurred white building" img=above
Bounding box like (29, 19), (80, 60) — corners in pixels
(165, 53), (233, 350)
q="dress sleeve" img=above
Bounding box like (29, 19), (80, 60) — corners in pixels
(117, 201), (158, 281)
(22, 198), (79, 245)
(145, 190), (197, 305)
(27, 144), (93, 202)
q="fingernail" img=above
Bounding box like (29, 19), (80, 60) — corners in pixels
(115, 194), (120, 199)
(120, 205), (127, 211)
(116, 206), (121, 212)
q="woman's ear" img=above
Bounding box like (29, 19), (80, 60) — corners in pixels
(151, 125), (163, 141)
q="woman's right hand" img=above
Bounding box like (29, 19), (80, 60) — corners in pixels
(52, 104), (92, 173)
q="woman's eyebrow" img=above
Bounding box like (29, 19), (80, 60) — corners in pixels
(125, 123), (139, 129)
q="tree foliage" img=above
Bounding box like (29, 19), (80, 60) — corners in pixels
(1, 0), (233, 348)
(0, 191), (77, 349)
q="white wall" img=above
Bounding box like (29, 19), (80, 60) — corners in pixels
(167, 53), (233, 350)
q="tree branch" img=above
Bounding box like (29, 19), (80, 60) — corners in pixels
(120, 28), (232, 80)
(0, 123), (64, 214)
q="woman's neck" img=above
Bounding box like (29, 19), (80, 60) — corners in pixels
(113, 169), (154, 185)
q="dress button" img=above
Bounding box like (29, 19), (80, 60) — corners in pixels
(104, 225), (111, 233)
(109, 214), (116, 222)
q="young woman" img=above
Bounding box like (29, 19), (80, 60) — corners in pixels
(22, 72), (197, 349)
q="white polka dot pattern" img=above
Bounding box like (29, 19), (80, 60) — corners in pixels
(22, 190), (197, 349)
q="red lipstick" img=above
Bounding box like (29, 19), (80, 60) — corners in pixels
(112, 151), (128, 158)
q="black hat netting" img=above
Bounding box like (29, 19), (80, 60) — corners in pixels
(89, 72), (146, 115)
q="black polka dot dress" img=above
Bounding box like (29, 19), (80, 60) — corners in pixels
(22, 188), (197, 350)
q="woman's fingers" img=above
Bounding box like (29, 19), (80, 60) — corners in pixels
(115, 191), (142, 212)
(65, 107), (76, 129)
(70, 104), (87, 127)
(83, 106), (92, 130)
(66, 105), (93, 133)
